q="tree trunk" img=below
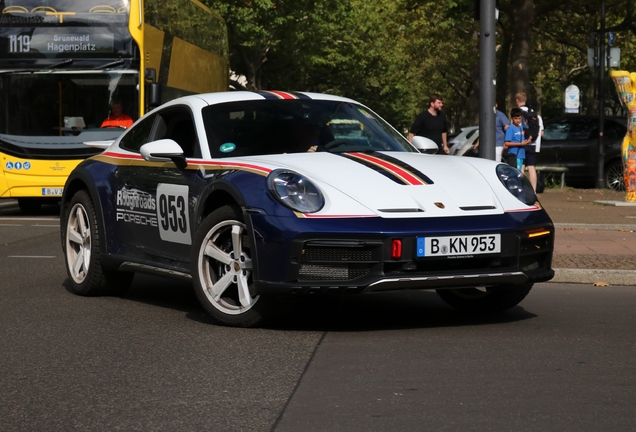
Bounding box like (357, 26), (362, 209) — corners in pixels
(497, 25), (512, 113)
(508, 0), (534, 106)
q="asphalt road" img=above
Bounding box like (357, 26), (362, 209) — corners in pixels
(2, 201), (636, 431)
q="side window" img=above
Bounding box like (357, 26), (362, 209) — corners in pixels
(543, 120), (571, 141)
(156, 107), (200, 158)
(604, 120), (627, 139)
(119, 114), (157, 153)
(568, 120), (596, 140)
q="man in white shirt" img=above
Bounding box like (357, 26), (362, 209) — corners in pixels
(515, 92), (544, 192)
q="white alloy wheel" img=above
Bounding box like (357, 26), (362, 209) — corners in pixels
(66, 202), (92, 284)
(197, 219), (258, 316)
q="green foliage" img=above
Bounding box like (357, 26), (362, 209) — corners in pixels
(205, 0), (636, 130)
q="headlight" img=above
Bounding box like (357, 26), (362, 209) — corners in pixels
(496, 164), (537, 205)
(267, 169), (325, 213)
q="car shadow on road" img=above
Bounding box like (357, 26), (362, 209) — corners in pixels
(263, 290), (537, 332)
(67, 274), (537, 332)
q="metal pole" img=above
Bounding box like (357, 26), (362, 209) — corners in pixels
(478, 0), (496, 161)
(596, 0), (606, 188)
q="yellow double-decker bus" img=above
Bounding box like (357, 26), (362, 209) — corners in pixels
(0, 0), (229, 212)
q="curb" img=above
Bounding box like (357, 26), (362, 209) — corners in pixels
(551, 268), (636, 286)
(554, 223), (636, 231)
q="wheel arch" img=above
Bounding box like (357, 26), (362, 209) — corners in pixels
(197, 181), (248, 223)
(604, 157), (623, 170)
(196, 181), (265, 282)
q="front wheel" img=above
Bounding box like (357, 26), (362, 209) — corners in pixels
(63, 190), (132, 296)
(436, 283), (533, 314)
(605, 161), (625, 192)
(191, 205), (272, 327)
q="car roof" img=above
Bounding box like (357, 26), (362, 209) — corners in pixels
(182, 91), (359, 107)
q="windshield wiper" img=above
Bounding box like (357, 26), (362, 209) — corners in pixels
(40, 59), (73, 70)
(92, 59), (125, 70)
(0, 59), (73, 75)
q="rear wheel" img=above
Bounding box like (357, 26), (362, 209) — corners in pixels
(605, 161), (625, 191)
(436, 283), (533, 314)
(64, 190), (132, 296)
(192, 205), (272, 327)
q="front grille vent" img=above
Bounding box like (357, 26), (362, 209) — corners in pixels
(302, 247), (372, 262)
(298, 264), (371, 281)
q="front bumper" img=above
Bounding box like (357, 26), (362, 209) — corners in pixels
(249, 211), (555, 295)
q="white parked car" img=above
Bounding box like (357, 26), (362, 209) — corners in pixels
(448, 126), (479, 156)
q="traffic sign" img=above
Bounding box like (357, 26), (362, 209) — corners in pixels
(608, 32), (616, 46)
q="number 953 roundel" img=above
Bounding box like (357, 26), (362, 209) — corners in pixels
(60, 91), (554, 327)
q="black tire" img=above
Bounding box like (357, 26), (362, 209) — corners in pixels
(191, 205), (272, 327)
(605, 161), (625, 192)
(63, 190), (133, 296)
(436, 283), (533, 314)
(18, 198), (43, 214)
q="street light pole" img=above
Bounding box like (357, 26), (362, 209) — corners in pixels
(478, 0), (496, 161)
(596, 0), (606, 188)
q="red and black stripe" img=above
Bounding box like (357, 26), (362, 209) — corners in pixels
(342, 152), (434, 186)
(256, 90), (312, 100)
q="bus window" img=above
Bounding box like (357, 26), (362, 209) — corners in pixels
(0, 0), (229, 210)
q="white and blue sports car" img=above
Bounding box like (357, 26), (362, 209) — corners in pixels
(61, 91), (554, 327)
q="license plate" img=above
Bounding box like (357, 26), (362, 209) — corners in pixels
(42, 188), (63, 196)
(416, 234), (501, 257)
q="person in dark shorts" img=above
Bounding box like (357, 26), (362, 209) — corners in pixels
(408, 94), (449, 154)
(515, 92), (541, 191)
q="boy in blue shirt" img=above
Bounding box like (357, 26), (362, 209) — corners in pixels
(504, 108), (533, 171)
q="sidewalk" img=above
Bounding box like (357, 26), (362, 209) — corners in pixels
(539, 188), (636, 286)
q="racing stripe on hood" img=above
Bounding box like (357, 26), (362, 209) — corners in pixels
(343, 152), (433, 186)
(256, 90), (311, 100)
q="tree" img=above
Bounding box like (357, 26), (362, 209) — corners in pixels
(205, 0), (636, 129)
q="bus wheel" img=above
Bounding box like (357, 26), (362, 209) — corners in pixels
(63, 190), (132, 296)
(18, 198), (43, 214)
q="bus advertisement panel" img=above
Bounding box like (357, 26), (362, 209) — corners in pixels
(0, 0), (228, 212)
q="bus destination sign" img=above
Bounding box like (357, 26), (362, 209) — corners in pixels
(2, 28), (114, 57)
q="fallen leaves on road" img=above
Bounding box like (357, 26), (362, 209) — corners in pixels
(593, 281), (610, 287)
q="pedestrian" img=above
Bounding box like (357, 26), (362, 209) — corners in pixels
(515, 92), (543, 191)
(495, 103), (510, 162)
(504, 108), (532, 171)
(407, 94), (450, 154)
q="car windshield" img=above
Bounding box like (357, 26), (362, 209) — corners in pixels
(202, 99), (416, 158)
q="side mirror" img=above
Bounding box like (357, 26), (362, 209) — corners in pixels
(145, 68), (162, 108)
(411, 136), (438, 154)
(140, 139), (187, 169)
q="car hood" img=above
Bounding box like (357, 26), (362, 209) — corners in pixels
(240, 152), (534, 218)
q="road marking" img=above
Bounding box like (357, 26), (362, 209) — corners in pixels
(0, 224), (23, 226)
(0, 217), (59, 221)
(32, 225), (60, 227)
(8, 256), (56, 258)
